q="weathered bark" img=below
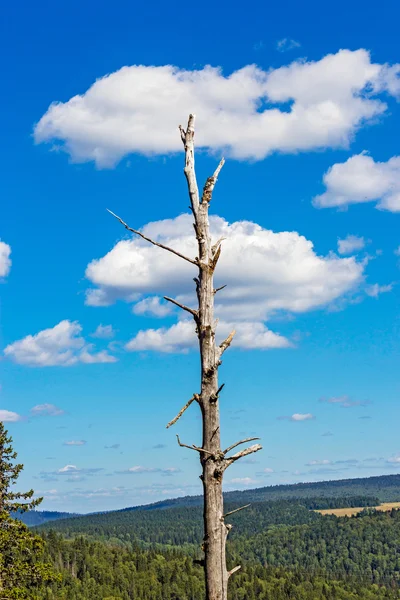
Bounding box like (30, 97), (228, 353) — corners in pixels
(109, 114), (262, 600)
(179, 115), (262, 599)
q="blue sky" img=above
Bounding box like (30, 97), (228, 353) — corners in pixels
(1, 0), (400, 512)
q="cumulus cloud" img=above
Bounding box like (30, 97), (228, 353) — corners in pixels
(132, 297), (173, 318)
(85, 213), (364, 350)
(314, 154), (400, 212)
(30, 403), (65, 417)
(337, 235), (366, 255)
(278, 413), (315, 421)
(126, 319), (291, 353)
(0, 241), (11, 277)
(91, 324), (115, 338)
(34, 50), (400, 167)
(276, 38), (301, 52)
(4, 320), (117, 367)
(0, 409), (22, 422)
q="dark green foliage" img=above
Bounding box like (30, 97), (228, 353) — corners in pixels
(38, 500), (323, 547)
(230, 509), (400, 586)
(37, 497), (379, 548)
(0, 422), (59, 598)
(36, 533), (400, 599)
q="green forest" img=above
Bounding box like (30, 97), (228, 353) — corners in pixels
(22, 487), (399, 599)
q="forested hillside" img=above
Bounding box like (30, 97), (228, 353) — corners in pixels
(20, 472), (400, 527)
(38, 497), (378, 546)
(36, 533), (400, 600)
(25, 477), (400, 597)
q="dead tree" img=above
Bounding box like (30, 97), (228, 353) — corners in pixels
(109, 114), (262, 600)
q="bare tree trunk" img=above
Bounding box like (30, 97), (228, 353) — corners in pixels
(109, 114), (262, 600)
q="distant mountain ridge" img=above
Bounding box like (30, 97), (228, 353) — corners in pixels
(14, 510), (80, 527)
(19, 473), (400, 526)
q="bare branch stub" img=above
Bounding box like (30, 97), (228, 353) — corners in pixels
(107, 209), (198, 266)
(228, 566), (241, 578)
(166, 394), (199, 429)
(219, 330), (236, 356)
(201, 158), (225, 204)
(214, 284), (227, 295)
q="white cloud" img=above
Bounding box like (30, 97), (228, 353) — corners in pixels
(31, 403), (65, 417)
(320, 395), (371, 408)
(276, 38), (301, 52)
(86, 214), (364, 324)
(118, 466), (180, 474)
(365, 283), (393, 297)
(64, 440), (86, 446)
(58, 465), (79, 473)
(278, 413), (315, 421)
(291, 413), (315, 421)
(337, 235), (366, 255)
(91, 324), (115, 338)
(34, 50), (400, 167)
(132, 296), (173, 318)
(0, 241), (11, 278)
(262, 467), (274, 473)
(126, 319), (291, 353)
(314, 154), (400, 212)
(0, 409), (22, 422)
(4, 320), (117, 367)
(307, 459), (331, 466)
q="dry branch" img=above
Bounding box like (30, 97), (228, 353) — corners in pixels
(214, 285), (227, 294)
(223, 504), (251, 519)
(176, 435), (214, 456)
(219, 330), (236, 355)
(163, 296), (198, 319)
(107, 209), (197, 266)
(166, 395), (199, 429)
(228, 566), (241, 578)
(223, 437), (260, 456)
(223, 443), (263, 469)
(201, 159), (225, 204)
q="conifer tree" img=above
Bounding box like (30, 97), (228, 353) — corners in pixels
(0, 421), (58, 598)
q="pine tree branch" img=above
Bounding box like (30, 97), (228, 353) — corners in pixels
(107, 209), (198, 266)
(166, 395), (199, 429)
